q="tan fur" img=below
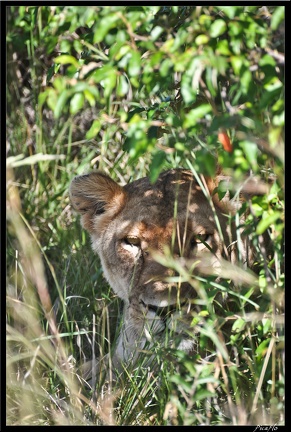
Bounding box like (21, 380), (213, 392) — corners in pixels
(69, 168), (260, 373)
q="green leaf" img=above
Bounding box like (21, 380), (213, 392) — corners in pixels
(84, 89), (97, 107)
(255, 338), (271, 361)
(230, 56), (244, 75)
(195, 34), (209, 45)
(273, 111), (284, 127)
(117, 74), (129, 97)
(70, 92), (85, 115)
(240, 69), (252, 93)
(259, 54), (276, 68)
(251, 203), (264, 217)
(38, 90), (49, 109)
(192, 389), (217, 402)
(174, 142), (186, 152)
(216, 39), (231, 56)
(47, 63), (60, 82)
(209, 114), (238, 133)
(196, 150), (216, 177)
(256, 211), (282, 235)
(151, 25), (163, 41)
(91, 64), (115, 83)
(218, 6), (240, 19)
(183, 104), (212, 128)
(51, 76), (67, 92)
(112, 43), (130, 60)
(86, 119), (102, 139)
(209, 19), (227, 38)
(149, 151), (167, 183)
(128, 51), (141, 77)
(232, 318), (246, 333)
(103, 70), (117, 98)
(264, 77), (283, 92)
(240, 140), (258, 170)
(170, 375), (192, 391)
(54, 90), (70, 118)
(46, 89), (58, 112)
(259, 272), (267, 290)
(268, 127), (283, 148)
(160, 58), (172, 77)
(271, 6), (284, 30)
(93, 14), (120, 44)
(54, 54), (79, 68)
(205, 67), (217, 97)
(262, 318), (272, 334)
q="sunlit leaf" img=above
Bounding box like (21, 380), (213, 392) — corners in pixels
(183, 105), (212, 128)
(54, 55), (79, 68)
(256, 211), (282, 235)
(232, 318), (246, 333)
(86, 119), (102, 139)
(54, 90), (70, 118)
(70, 92), (85, 115)
(240, 140), (258, 170)
(117, 74), (129, 97)
(209, 19), (227, 38)
(271, 6), (284, 30)
(195, 34), (209, 45)
(128, 51), (141, 77)
(149, 151), (167, 183)
(93, 14), (120, 43)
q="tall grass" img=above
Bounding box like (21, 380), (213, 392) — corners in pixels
(6, 152), (285, 425)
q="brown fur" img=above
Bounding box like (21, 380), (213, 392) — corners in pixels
(70, 168), (263, 372)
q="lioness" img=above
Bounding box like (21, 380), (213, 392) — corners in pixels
(69, 168), (264, 374)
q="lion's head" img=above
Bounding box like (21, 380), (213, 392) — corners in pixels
(70, 169), (264, 369)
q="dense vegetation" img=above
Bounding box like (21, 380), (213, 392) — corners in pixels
(6, 6), (284, 426)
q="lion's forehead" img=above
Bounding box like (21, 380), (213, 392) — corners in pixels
(104, 169), (218, 243)
(113, 199), (215, 243)
(124, 169), (197, 198)
(123, 173), (204, 214)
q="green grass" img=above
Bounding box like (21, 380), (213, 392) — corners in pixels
(6, 149), (285, 425)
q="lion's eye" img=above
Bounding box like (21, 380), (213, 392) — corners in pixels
(121, 237), (141, 258)
(124, 236), (140, 246)
(190, 234), (209, 247)
(195, 234), (209, 244)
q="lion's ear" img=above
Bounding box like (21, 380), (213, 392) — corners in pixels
(69, 171), (126, 233)
(205, 173), (270, 214)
